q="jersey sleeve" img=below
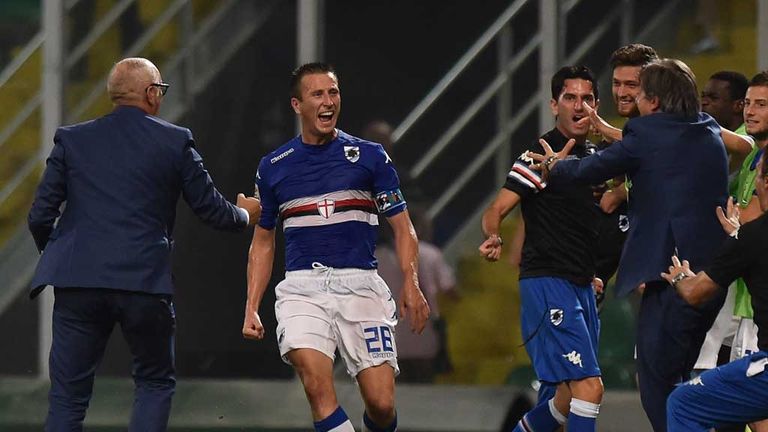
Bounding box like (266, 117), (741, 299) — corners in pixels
(372, 144), (407, 217)
(706, 225), (758, 289)
(255, 157), (279, 230)
(504, 141), (547, 199)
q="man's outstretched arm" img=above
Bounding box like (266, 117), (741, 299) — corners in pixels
(661, 256), (721, 307)
(388, 210), (430, 334)
(581, 102), (623, 143)
(721, 128), (753, 169)
(479, 188), (521, 262)
(242, 226), (275, 340)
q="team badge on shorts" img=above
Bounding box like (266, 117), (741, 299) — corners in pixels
(550, 308), (564, 326)
(344, 146), (360, 163)
(619, 214), (629, 232)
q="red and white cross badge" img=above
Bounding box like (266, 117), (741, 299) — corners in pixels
(316, 199), (336, 218)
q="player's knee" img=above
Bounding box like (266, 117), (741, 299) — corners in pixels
(666, 387), (685, 416)
(362, 392), (395, 424)
(570, 376), (604, 403)
(666, 387), (700, 431)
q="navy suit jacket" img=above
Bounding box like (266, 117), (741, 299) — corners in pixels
(28, 106), (248, 297)
(552, 112), (729, 297)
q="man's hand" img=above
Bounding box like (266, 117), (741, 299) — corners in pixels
(661, 255), (695, 285)
(237, 193), (261, 226)
(478, 234), (503, 262)
(527, 138), (576, 181)
(592, 277), (604, 295)
(399, 279), (430, 334)
(660, 255), (702, 305)
(577, 102), (623, 143)
(716, 198), (740, 236)
(242, 307), (265, 340)
(600, 186), (627, 214)
(593, 276), (605, 310)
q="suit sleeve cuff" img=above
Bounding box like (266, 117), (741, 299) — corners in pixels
(237, 207), (249, 226)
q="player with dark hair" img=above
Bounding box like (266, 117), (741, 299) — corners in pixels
(242, 62), (430, 432)
(702, 71), (749, 133)
(530, 58), (736, 431)
(480, 65), (604, 432)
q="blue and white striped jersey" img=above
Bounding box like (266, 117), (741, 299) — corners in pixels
(255, 130), (406, 271)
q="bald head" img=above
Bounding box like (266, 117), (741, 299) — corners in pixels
(107, 57), (161, 107)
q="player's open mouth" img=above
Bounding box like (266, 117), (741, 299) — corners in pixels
(318, 111), (334, 122)
(573, 115), (585, 122)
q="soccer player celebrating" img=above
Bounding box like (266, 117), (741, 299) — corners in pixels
(479, 66), (604, 432)
(242, 62), (430, 432)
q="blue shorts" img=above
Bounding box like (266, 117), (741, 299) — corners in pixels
(519, 277), (601, 384)
(667, 351), (768, 431)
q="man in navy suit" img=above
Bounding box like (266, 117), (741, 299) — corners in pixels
(28, 57), (261, 432)
(531, 59), (732, 431)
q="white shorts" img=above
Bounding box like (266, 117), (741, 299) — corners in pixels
(694, 283), (739, 369)
(274, 264), (399, 377)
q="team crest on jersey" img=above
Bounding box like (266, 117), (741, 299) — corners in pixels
(550, 308), (564, 326)
(316, 199), (336, 218)
(344, 146), (360, 163)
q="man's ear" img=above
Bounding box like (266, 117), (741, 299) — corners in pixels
(550, 98), (558, 116)
(146, 87), (160, 110)
(290, 97), (301, 114)
(649, 95), (661, 112)
(734, 99), (745, 113)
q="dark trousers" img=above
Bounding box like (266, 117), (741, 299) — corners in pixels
(636, 281), (725, 432)
(46, 288), (176, 432)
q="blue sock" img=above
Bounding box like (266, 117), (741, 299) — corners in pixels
(568, 398), (599, 432)
(512, 398), (565, 431)
(362, 410), (397, 432)
(314, 406), (354, 432)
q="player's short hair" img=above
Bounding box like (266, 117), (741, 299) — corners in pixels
(551, 65), (598, 100)
(640, 59), (700, 117)
(710, 71), (749, 101)
(609, 44), (659, 69)
(748, 70), (768, 90)
(290, 62), (338, 100)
